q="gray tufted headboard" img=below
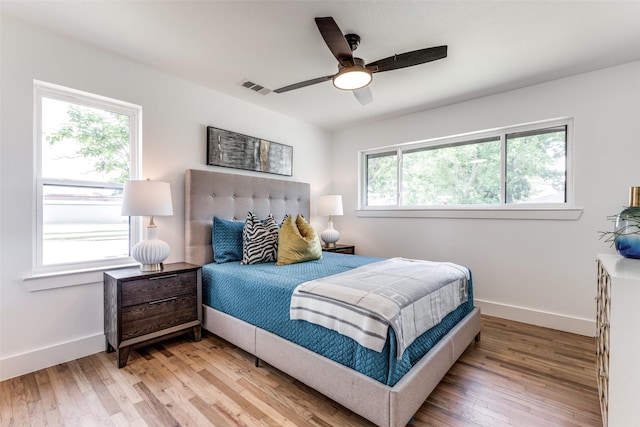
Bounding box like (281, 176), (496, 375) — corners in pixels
(184, 169), (311, 266)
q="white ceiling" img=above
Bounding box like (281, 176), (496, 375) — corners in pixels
(3, 1), (640, 130)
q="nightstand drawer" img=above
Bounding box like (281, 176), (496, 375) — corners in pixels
(323, 244), (355, 255)
(121, 293), (198, 340)
(121, 271), (197, 307)
(332, 247), (354, 254)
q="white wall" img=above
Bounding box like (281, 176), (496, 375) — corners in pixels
(0, 17), (332, 381)
(332, 61), (640, 336)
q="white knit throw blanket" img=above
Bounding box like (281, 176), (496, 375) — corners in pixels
(290, 257), (469, 359)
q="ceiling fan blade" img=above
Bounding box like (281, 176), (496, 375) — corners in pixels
(353, 87), (373, 105)
(274, 75), (333, 93)
(315, 17), (354, 67)
(367, 45), (447, 73)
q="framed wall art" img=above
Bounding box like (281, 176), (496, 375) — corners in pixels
(206, 126), (293, 176)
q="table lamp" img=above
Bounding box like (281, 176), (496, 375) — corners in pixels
(121, 179), (173, 271)
(317, 194), (343, 248)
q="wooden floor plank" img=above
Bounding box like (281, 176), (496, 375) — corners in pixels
(0, 315), (601, 426)
(105, 381), (145, 426)
(45, 364), (85, 425)
(5, 375), (31, 427)
(198, 367), (270, 423)
(75, 356), (121, 418)
(133, 381), (180, 427)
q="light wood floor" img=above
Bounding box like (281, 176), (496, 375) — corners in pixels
(1, 315), (601, 426)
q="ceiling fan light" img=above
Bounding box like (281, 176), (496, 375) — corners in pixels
(333, 66), (372, 91)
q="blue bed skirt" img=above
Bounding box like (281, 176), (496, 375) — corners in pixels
(202, 252), (474, 386)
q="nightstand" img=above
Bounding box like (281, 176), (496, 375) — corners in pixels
(104, 262), (202, 368)
(323, 244), (355, 255)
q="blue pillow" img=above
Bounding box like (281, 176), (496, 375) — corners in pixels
(212, 216), (244, 263)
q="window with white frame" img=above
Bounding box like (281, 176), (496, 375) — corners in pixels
(34, 81), (141, 272)
(361, 119), (572, 210)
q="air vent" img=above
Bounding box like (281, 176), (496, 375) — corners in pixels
(239, 80), (271, 95)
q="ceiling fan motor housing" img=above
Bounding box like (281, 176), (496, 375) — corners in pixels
(345, 33), (361, 52)
(337, 57), (366, 71)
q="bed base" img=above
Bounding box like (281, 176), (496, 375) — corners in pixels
(203, 304), (481, 427)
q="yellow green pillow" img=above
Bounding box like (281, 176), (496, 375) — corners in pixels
(276, 214), (322, 265)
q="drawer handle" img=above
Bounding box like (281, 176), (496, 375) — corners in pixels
(149, 296), (177, 305)
(149, 274), (178, 281)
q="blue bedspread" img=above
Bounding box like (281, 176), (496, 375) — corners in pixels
(202, 252), (474, 386)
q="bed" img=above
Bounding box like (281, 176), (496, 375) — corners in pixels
(184, 168), (481, 427)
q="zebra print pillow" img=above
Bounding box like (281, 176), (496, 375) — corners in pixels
(241, 211), (279, 264)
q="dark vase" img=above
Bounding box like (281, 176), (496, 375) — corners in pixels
(614, 187), (640, 259)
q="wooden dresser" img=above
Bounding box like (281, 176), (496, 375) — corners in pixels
(104, 262), (202, 368)
(596, 254), (640, 427)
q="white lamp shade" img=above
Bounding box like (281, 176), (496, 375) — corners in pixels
(121, 180), (173, 217)
(317, 195), (343, 216)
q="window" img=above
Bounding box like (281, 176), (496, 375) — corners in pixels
(361, 119), (572, 211)
(35, 81), (141, 272)
(366, 151), (397, 206)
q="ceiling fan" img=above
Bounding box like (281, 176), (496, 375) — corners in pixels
(274, 17), (448, 105)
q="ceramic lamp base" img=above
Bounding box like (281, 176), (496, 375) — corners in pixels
(321, 220), (340, 248)
(132, 226), (170, 271)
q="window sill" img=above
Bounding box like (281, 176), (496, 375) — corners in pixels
(22, 262), (138, 291)
(355, 207), (583, 220)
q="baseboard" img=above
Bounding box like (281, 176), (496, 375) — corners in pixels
(475, 299), (595, 337)
(0, 333), (104, 381)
